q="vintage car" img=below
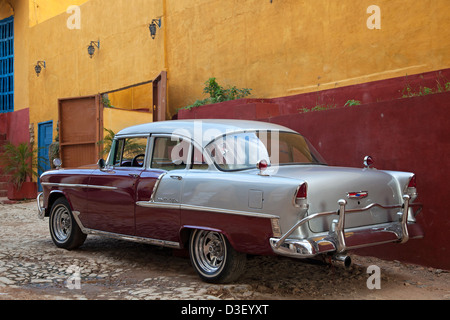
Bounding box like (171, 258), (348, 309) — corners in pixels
(37, 119), (423, 283)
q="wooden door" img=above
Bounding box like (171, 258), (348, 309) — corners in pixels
(58, 95), (103, 168)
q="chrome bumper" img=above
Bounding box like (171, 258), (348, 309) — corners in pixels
(37, 192), (45, 220)
(270, 195), (423, 259)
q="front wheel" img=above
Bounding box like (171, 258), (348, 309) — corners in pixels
(49, 197), (86, 250)
(189, 229), (246, 283)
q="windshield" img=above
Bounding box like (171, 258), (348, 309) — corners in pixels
(206, 131), (326, 171)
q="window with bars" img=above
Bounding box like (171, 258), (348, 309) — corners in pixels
(0, 16), (13, 113)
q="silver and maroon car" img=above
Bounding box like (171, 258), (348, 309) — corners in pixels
(37, 119), (423, 283)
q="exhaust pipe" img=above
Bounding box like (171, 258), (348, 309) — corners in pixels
(330, 254), (352, 269)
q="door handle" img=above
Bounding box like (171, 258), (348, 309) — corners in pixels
(170, 175), (183, 180)
(129, 174), (140, 179)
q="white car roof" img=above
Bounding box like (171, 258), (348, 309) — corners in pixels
(116, 119), (298, 148)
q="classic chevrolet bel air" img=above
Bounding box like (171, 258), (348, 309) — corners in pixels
(37, 119), (423, 283)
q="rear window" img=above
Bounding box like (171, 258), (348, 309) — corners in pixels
(206, 131), (326, 171)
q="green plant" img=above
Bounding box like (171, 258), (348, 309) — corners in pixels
(298, 103), (337, 113)
(102, 95), (115, 108)
(402, 85), (435, 98)
(401, 72), (450, 98)
(98, 128), (116, 157)
(297, 107), (310, 113)
(0, 142), (43, 189)
(312, 103), (337, 112)
(179, 78), (252, 110)
(97, 128), (146, 159)
(344, 99), (361, 107)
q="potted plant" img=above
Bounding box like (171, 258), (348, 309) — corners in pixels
(0, 142), (42, 200)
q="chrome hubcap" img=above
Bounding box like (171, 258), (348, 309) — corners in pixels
(194, 231), (226, 274)
(52, 205), (72, 242)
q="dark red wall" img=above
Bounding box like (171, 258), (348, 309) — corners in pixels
(178, 68), (450, 120)
(0, 108), (30, 145)
(177, 73), (450, 270)
(267, 92), (450, 270)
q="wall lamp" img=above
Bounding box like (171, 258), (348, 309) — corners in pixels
(35, 61), (46, 77)
(88, 40), (100, 58)
(149, 18), (161, 39)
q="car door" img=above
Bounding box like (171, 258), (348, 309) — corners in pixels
(135, 134), (189, 242)
(86, 136), (149, 235)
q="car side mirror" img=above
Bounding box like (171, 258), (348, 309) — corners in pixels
(97, 158), (106, 169)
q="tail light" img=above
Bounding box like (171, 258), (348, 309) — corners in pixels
(408, 175), (417, 188)
(296, 183), (308, 199)
(293, 182), (308, 208)
(364, 156), (374, 168)
(256, 159), (269, 176)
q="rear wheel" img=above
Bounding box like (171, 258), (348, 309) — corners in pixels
(189, 229), (246, 283)
(49, 197), (86, 250)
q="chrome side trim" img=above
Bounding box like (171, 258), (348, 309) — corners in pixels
(136, 201), (179, 210)
(181, 204), (279, 219)
(72, 211), (89, 233)
(41, 182), (118, 190)
(150, 172), (167, 202)
(136, 201), (279, 219)
(71, 210), (180, 249)
(83, 185), (118, 190)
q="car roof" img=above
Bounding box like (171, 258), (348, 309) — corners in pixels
(115, 119), (298, 147)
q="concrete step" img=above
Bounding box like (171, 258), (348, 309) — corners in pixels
(0, 134), (8, 153)
(0, 181), (8, 190)
(0, 175), (11, 183)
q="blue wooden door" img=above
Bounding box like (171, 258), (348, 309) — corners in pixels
(38, 121), (53, 191)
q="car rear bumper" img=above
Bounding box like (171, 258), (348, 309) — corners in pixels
(270, 195), (424, 258)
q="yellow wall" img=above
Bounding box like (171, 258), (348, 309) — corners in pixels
(108, 82), (153, 111)
(29, 0), (89, 27)
(103, 107), (153, 135)
(0, 1), (13, 19)
(167, 0), (450, 111)
(28, 0), (163, 144)
(24, 0), (450, 139)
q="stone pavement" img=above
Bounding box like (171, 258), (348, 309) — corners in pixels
(1, 200), (449, 300)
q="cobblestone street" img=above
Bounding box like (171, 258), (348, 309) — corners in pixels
(0, 200), (449, 301)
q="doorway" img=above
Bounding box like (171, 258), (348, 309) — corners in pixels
(37, 121), (53, 191)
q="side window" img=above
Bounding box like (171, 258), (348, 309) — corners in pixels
(191, 146), (209, 170)
(109, 137), (148, 167)
(151, 137), (189, 171)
